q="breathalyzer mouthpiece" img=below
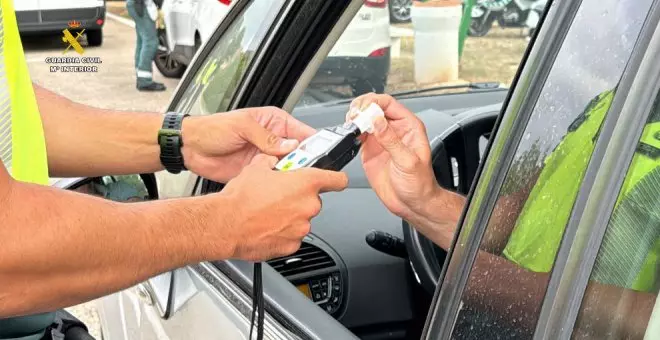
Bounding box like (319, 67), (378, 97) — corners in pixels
(351, 102), (385, 134)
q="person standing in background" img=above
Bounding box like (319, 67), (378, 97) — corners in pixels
(126, 0), (167, 91)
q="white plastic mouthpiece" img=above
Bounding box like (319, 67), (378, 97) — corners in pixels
(351, 102), (385, 134)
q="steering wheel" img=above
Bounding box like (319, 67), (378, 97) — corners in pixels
(402, 111), (499, 294)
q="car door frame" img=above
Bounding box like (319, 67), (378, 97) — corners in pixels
(421, 0), (660, 338)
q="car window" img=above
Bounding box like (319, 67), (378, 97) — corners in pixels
(448, 0), (654, 337)
(292, 0), (540, 109)
(570, 97), (660, 339)
(173, 0), (285, 116)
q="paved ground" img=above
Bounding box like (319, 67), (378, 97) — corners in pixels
(23, 15), (181, 339)
(24, 17), (179, 113)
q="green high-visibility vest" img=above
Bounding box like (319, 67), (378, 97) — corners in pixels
(503, 89), (660, 292)
(0, 0), (52, 338)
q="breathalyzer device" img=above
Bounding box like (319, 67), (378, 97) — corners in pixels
(249, 103), (385, 340)
(274, 102), (385, 172)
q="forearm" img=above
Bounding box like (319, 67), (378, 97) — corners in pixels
(0, 180), (231, 317)
(465, 252), (654, 338)
(36, 84), (165, 177)
(464, 251), (548, 332)
(576, 282), (655, 339)
(406, 187), (466, 250)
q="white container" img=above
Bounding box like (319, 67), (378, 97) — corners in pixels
(411, 3), (463, 85)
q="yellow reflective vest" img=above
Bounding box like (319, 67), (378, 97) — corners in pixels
(504, 90), (660, 292)
(0, 0), (52, 338)
(0, 0), (48, 184)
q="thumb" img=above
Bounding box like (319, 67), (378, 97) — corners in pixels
(241, 119), (299, 156)
(249, 154), (278, 169)
(371, 116), (418, 171)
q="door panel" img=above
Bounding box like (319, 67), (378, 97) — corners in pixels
(145, 272), (172, 316)
(140, 267), (248, 340)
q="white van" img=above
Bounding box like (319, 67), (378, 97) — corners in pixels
(14, 0), (106, 46)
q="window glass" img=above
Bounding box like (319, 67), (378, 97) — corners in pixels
(571, 98), (660, 340)
(448, 0), (653, 338)
(293, 0), (540, 109)
(174, 0), (285, 116)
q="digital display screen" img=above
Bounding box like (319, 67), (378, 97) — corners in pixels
(301, 135), (334, 154)
(296, 284), (312, 299)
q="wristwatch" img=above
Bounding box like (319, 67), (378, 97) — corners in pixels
(158, 112), (189, 174)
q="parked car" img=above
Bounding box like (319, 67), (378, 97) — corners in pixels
(54, 0), (660, 339)
(155, 0), (233, 78)
(14, 0), (106, 46)
(156, 0), (391, 95)
(389, 0), (412, 23)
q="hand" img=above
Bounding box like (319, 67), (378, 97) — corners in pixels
(348, 94), (440, 222)
(209, 155), (348, 261)
(181, 107), (316, 182)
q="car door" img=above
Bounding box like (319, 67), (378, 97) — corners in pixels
(108, 0), (545, 339)
(421, 0), (660, 338)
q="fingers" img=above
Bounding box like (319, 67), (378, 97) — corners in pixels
(249, 154), (279, 169)
(281, 113), (317, 142)
(299, 168), (349, 193)
(252, 106), (316, 143)
(348, 93), (414, 121)
(239, 115), (300, 156)
(348, 93), (431, 160)
(371, 116), (419, 170)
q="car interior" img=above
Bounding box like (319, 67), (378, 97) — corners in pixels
(194, 94), (505, 340)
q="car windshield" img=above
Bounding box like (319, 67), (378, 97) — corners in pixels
(294, 0), (541, 109)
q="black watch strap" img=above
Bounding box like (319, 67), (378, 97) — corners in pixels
(158, 112), (189, 174)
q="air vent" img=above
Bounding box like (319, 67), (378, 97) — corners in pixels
(267, 242), (336, 277)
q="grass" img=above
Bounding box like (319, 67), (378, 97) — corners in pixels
(387, 26), (530, 93)
(461, 27), (529, 85)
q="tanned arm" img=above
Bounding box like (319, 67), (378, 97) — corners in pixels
(35, 84), (164, 177)
(0, 162), (233, 317)
(0, 85), (349, 317)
